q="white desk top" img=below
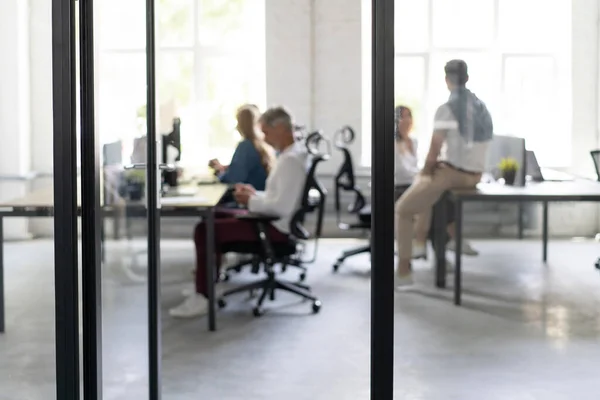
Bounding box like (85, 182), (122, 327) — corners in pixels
(0, 183), (228, 209)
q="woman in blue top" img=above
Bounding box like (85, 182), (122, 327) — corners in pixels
(209, 104), (274, 191)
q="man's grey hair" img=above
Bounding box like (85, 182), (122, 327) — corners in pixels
(259, 106), (293, 131)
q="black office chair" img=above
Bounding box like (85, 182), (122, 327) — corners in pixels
(222, 131), (328, 282)
(591, 150), (600, 181)
(331, 126), (371, 272)
(217, 131), (330, 316)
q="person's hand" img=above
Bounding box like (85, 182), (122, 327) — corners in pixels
(233, 184), (256, 206)
(420, 161), (436, 177)
(208, 158), (224, 172)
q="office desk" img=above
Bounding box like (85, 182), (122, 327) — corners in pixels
(433, 180), (600, 305)
(0, 183), (227, 333)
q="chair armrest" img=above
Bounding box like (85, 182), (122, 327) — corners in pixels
(235, 212), (280, 223)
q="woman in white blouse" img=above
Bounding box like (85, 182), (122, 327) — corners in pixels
(394, 105), (478, 258)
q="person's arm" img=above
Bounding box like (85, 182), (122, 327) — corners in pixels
(422, 105), (456, 175)
(218, 141), (252, 184)
(247, 158), (305, 216)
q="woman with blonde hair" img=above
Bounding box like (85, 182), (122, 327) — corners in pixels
(209, 104), (274, 190)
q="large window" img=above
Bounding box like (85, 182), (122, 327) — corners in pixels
(97, 0), (266, 169)
(363, 0), (571, 167)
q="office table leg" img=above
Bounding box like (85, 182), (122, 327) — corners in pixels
(434, 195), (447, 289)
(454, 200), (463, 306)
(0, 217), (4, 333)
(542, 201), (548, 263)
(518, 202), (524, 240)
(205, 208), (216, 331)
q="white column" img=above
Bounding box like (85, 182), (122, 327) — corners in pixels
(29, 0), (54, 237)
(0, 0), (31, 240)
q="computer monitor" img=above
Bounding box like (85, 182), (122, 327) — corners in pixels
(162, 118), (181, 186)
(525, 150), (544, 182)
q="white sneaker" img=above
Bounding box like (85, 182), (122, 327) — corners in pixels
(412, 241), (427, 260)
(181, 284), (195, 297)
(447, 240), (479, 256)
(394, 273), (414, 290)
(169, 294), (208, 318)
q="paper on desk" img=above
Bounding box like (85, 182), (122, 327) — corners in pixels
(160, 196), (206, 205)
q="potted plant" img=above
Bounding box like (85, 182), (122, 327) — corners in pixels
(499, 157), (519, 185)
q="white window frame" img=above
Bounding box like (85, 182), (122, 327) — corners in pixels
(97, 0), (267, 170)
(362, 0), (571, 168)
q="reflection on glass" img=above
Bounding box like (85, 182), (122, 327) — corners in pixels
(502, 56), (556, 165)
(498, 0), (571, 52)
(99, 0), (146, 50)
(198, 0), (264, 47)
(158, 0), (195, 47)
(395, 0), (429, 51)
(431, 0), (494, 49)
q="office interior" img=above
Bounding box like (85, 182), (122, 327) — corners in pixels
(2, 0), (600, 399)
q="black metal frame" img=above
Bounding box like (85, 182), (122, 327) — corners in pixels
(78, 0), (103, 398)
(145, 0), (162, 397)
(371, 0), (395, 398)
(52, 0), (80, 398)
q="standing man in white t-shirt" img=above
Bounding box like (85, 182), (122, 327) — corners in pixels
(394, 59), (494, 286)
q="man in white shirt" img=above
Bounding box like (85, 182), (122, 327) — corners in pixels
(170, 106), (308, 318)
(394, 60), (493, 287)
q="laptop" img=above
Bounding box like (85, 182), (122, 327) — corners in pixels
(526, 150), (574, 182)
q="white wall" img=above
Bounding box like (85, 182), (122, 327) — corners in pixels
(0, 0), (32, 240)
(265, 0), (365, 174)
(28, 0), (54, 237)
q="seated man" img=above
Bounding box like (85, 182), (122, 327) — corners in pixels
(395, 59), (493, 287)
(170, 106), (308, 318)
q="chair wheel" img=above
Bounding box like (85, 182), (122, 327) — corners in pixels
(217, 298), (227, 309)
(312, 300), (322, 314)
(299, 273), (306, 281)
(332, 262), (341, 272)
(281, 265), (288, 272)
(253, 307), (264, 317)
(234, 266), (242, 273)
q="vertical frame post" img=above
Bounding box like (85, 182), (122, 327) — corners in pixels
(145, 0), (162, 398)
(79, 0), (103, 398)
(52, 0), (80, 398)
(370, 0), (395, 398)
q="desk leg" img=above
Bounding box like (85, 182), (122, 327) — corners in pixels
(205, 209), (216, 332)
(454, 201), (463, 306)
(0, 217), (4, 333)
(542, 201), (548, 263)
(434, 195), (447, 288)
(518, 202), (524, 240)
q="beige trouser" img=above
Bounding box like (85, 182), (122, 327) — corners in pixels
(395, 164), (481, 260)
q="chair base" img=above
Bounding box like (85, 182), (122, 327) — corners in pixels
(223, 256), (308, 282)
(332, 244), (371, 272)
(217, 271), (321, 316)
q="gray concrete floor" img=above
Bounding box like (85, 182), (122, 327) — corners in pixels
(1, 238), (600, 399)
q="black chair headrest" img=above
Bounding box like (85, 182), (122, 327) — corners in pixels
(333, 126), (356, 149)
(305, 130), (332, 160)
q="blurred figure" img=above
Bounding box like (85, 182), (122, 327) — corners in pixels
(395, 60), (493, 287)
(208, 104), (274, 191)
(170, 106), (308, 318)
(394, 105), (479, 261)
